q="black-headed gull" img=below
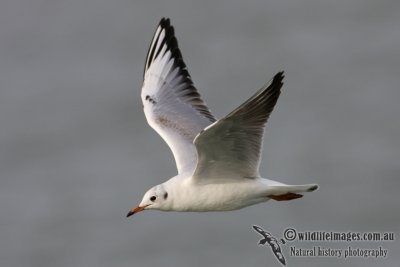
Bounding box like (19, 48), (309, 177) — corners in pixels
(127, 18), (318, 217)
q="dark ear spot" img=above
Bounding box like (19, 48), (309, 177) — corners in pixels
(163, 192), (168, 199)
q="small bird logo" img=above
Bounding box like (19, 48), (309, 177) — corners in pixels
(252, 225), (287, 266)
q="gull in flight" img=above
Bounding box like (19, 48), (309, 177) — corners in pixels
(127, 18), (318, 217)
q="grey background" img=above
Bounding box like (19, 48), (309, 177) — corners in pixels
(1, 0), (399, 267)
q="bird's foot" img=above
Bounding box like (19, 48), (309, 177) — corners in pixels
(269, 192), (303, 201)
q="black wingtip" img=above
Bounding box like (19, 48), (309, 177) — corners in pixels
(307, 185), (319, 192)
(273, 71), (285, 84)
(146, 18), (196, 93)
(143, 18), (217, 123)
(159, 17), (170, 26)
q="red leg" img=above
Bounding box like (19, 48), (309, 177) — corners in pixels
(269, 192), (303, 201)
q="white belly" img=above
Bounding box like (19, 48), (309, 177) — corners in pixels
(171, 179), (270, 212)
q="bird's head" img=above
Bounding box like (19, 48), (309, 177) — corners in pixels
(126, 184), (170, 217)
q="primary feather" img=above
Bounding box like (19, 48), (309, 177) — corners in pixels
(141, 18), (215, 174)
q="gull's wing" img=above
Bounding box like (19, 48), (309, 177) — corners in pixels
(192, 72), (284, 181)
(141, 18), (216, 174)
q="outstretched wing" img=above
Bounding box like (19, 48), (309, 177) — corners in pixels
(192, 72), (284, 181)
(141, 18), (216, 174)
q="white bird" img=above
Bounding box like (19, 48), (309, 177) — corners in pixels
(127, 18), (318, 217)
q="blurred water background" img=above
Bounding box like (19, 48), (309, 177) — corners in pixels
(0, 1), (399, 266)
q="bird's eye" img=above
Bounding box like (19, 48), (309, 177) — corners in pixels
(150, 196), (156, 202)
